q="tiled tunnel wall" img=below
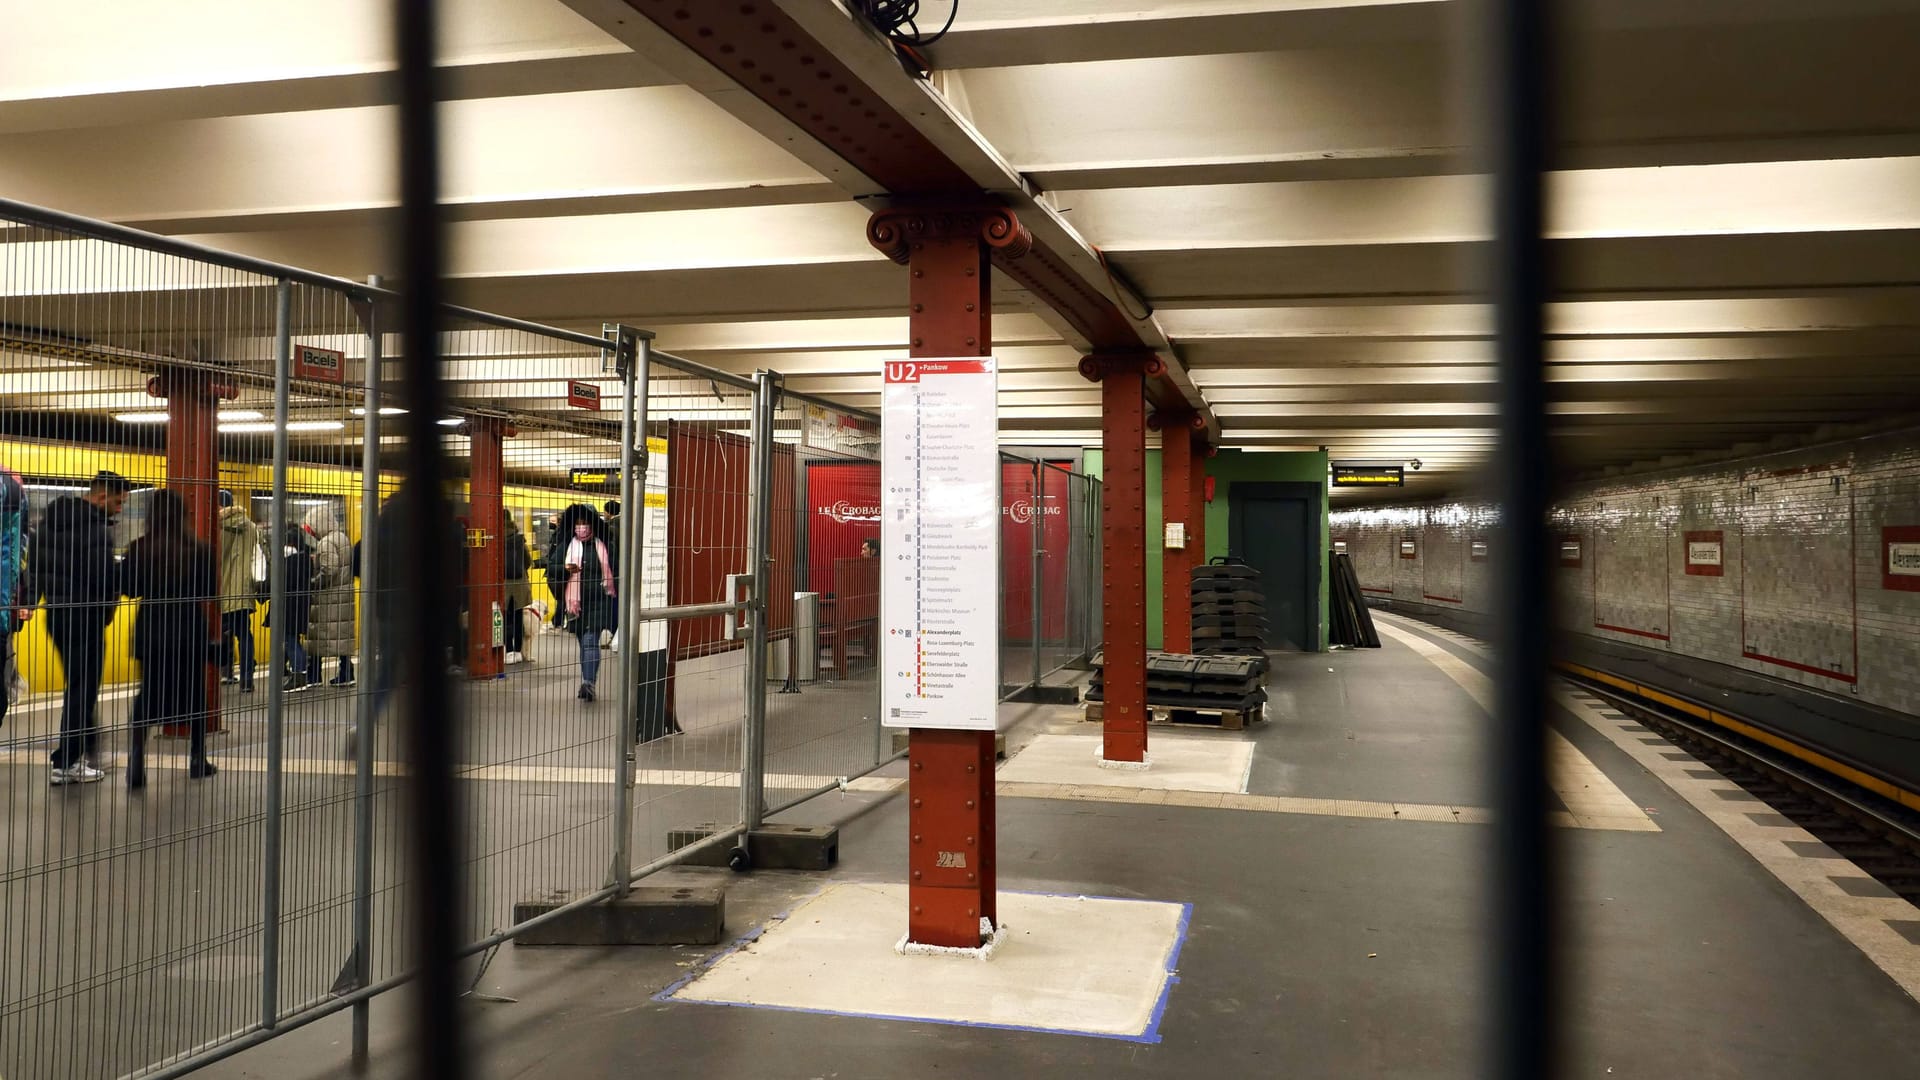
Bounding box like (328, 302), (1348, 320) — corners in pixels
(1331, 428), (1920, 715)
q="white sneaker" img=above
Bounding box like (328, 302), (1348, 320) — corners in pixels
(51, 764), (105, 786)
(505, 652), (524, 664)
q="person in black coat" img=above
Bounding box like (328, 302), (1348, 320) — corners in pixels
(267, 525), (317, 691)
(546, 503), (617, 702)
(28, 469), (130, 785)
(123, 490), (219, 788)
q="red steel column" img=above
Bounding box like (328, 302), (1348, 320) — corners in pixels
(1083, 352), (1161, 763)
(157, 367), (232, 734)
(869, 204), (1032, 948)
(466, 417), (506, 679)
(1191, 432), (1212, 563)
(1157, 409), (1197, 654)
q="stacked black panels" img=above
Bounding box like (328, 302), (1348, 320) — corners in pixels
(1088, 650), (1267, 713)
(1191, 558), (1268, 658)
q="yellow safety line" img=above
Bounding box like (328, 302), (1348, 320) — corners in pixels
(1552, 661), (1920, 815)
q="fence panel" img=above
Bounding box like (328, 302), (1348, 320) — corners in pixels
(760, 389), (884, 812)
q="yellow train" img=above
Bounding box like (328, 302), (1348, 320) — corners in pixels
(3, 434), (588, 693)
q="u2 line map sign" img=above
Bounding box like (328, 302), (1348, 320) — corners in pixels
(881, 357), (999, 731)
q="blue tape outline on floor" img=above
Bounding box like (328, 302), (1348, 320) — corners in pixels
(655, 887), (1194, 1045)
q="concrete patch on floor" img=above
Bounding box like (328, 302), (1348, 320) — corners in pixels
(664, 882), (1189, 1042)
(995, 731), (1253, 794)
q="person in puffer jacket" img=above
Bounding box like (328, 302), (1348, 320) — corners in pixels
(217, 491), (262, 691)
(305, 506), (357, 686)
(28, 469), (130, 785)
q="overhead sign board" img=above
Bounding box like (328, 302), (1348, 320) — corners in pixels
(880, 357), (999, 731)
(294, 344), (345, 385)
(804, 403), (880, 459)
(1332, 464), (1404, 488)
(569, 465), (620, 491)
(566, 380), (602, 410)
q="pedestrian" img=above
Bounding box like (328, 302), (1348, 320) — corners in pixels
(601, 500), (622, 650)
(306, 506), (357, 685)
(860, 537), (879, 557)
(502, 514), (533, 664)
(267, 524), (316, 692)
(122, 490), (219, 788)
(216, 490), (262, 692)
(28, 469), (130, 785)
(548, 504), (616, 702)
(0, 467), (29, 727)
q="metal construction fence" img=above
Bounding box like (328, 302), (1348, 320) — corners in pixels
(0, 200), (1098, 1079)
(997, 453), (1101, 700)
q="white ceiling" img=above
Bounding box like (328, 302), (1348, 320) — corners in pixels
(3, 0), (1919, 500)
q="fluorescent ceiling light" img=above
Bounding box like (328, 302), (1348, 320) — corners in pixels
(350, 407), (408, 416)
(116, 409), (266, 423)
(221, 420), (344, 433)
(437, 417), (465, 426)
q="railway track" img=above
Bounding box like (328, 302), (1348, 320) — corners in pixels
(1574, 678), (1920, 906)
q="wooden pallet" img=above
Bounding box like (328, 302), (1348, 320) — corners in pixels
(1083, 700), (1263, 731)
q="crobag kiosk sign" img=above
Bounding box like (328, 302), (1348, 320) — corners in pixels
(880, 358), (999, 731)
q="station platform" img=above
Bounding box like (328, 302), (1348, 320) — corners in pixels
(158, 614), (1920, 1078)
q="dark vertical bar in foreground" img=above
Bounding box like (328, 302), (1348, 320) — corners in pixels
(1485, 1), (1558, 1078)
(393, 0), (467, 1076)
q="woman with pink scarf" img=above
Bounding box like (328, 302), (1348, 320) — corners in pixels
(549, 504), (617, 701)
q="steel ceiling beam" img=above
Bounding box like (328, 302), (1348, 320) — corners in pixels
(566, 0), (1216, 435)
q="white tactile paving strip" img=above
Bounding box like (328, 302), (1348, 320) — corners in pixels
(1375, 612), (1920, 999)
(1373, 618), (1658, 832)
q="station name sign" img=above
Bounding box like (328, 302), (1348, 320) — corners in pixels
(1331, 465), (1404, 488)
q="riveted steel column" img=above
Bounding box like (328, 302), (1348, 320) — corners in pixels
(869, 204), (1032, 949)
(159, 365), (230, 735)
(1190, 433), (1211, 564)
(1158, 410), (1196, 654)
(466, 417), (506, 679)
(1085, 352), (1158, 764)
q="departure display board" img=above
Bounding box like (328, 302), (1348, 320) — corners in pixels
(1332, 465), (1404, 488)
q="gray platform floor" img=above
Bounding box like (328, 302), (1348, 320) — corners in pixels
(16, 617), (1920, 1078)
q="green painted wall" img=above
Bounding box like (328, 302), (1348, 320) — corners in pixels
(1083, 447), (1329, 651)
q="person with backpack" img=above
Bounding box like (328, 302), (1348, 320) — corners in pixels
(0, 467), (29, 727)
(502, 514), (533, 664)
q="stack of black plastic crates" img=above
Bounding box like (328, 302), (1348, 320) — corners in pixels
(1191, 557), (1269, 663)
(1086, 650), (1267, 728)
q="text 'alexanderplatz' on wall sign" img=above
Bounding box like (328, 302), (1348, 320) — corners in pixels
(1332, 464), (1405, 488)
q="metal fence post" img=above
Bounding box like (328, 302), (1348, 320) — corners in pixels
(611, 327), (648, 893)
(1486, 0), (1558, 1075)
(1031, 461), (1043, 689)
(262, 277), (292, 1028)
(740, 370), (779, 837)
(350, 277), (382, 1063)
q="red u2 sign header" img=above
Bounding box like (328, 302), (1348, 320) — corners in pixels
(567, 380), (601, 410)
(884, 359), (993, 383)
